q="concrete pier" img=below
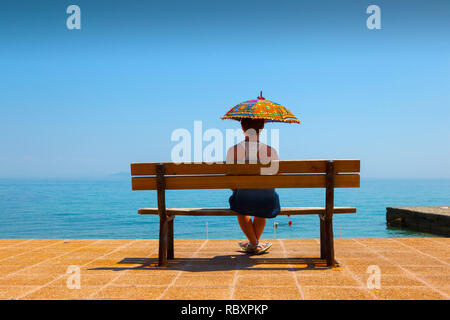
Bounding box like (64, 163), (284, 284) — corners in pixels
(386, 206), (450, 236)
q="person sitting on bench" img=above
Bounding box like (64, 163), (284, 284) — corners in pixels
(226, 118), (280, 255)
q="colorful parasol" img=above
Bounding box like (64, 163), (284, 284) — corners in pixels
(221, 91), (300, 124)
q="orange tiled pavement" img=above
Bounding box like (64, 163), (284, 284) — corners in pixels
(0, 238), (449, 300)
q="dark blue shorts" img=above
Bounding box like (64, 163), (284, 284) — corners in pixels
(229, 188), (280, 219)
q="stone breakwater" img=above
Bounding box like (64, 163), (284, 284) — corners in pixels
(386, 206), (450, 236)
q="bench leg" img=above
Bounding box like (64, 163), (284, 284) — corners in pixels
(158, 216), (168, 267)
(167, 218), (174, 260)
(324, 161), (336, 267)
(324, 218), (335, 267)
(320, 217), (327, 259)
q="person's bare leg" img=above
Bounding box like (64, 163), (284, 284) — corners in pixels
(253, 217), (266, 241)
(237, 215), (258, 247)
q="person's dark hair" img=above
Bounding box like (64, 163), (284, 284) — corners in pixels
(240, 118), (265, 133)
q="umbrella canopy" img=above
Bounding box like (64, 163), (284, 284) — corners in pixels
(221, 91), (300, 124)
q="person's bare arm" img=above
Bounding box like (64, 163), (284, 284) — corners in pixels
(269, 146), (279, 161)
(259, 145), (280, 175)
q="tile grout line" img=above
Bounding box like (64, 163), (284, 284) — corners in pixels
(352, 239), (449, 299)
(158, 239), (208, 300)
(1, 239), (104, 279)
(88, 244), (158, 299)
(229, 269), (240, 300)
(279, 239), (305, 300)
(0, 239), (34, 250)
(0, 240), (66, 264)
(391, 239), (449, 266)
(16, 239), (139, 299)
(313, 239), (378, 300)
(229, 245), (243, 300)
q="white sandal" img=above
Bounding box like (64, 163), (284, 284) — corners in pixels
(238, 241), (248, 250)
(244, 243), (256, 253)
(253, 242), (272, 255)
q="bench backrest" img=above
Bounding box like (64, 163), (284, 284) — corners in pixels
(131, 160), (360, 190)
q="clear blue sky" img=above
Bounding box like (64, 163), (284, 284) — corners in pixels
(0, 0), (449, 179)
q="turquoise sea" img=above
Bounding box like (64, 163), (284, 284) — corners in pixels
(0, 178), (449, 239)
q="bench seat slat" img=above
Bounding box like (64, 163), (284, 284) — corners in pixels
(132, 174), (359, 190)
(138, 207), (356, 216)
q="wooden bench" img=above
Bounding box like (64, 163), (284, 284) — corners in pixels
(130, 159), (360, 267)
